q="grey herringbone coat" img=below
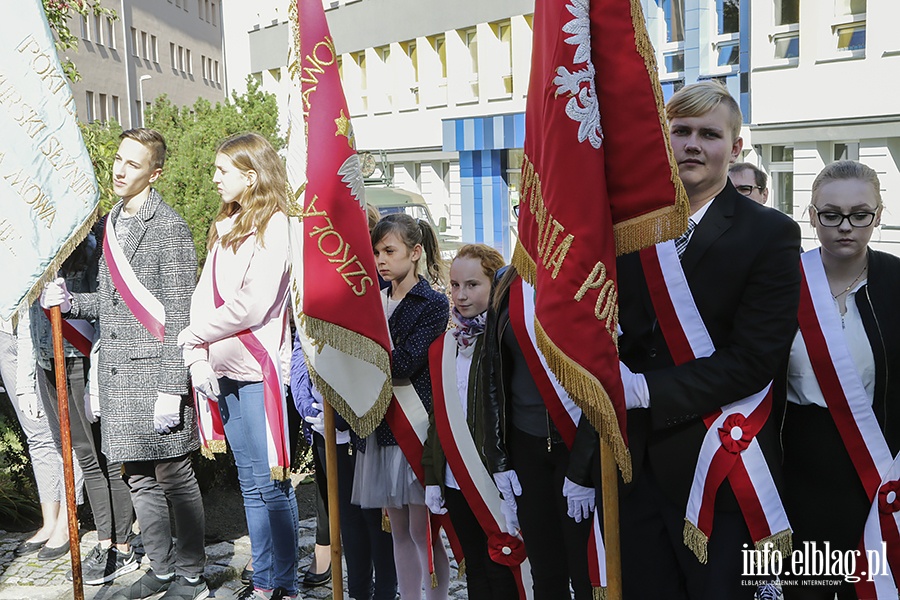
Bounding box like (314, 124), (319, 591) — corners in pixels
(69, 190), (199, 462)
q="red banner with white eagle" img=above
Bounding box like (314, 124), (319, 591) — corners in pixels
(513, 0), (689, 479)
(286, 0), (392, 436)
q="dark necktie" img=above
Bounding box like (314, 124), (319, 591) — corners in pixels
(675, 219), (696, 260)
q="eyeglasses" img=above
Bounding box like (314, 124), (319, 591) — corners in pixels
(812, 207), (877, 228)
(735, 185), (765, 196)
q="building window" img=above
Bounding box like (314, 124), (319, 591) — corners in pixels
(775, 0), (799, 25)
(151, 35), (158, 62)
(833, 0), (866, 54)
(769, 145), (794, 216)
(141, 31), (148, 59)
(836, 24), (866, 51)
(186, 49), (192, 75)
(772, 0), (799, 60)
(375, 45), (392, 110)
(463, 28), (479, 99)
(660, 0), (685, 77)
(205, 0), (211, 22)
(86, 91), (95, 123)
(201, 54), (207, 79)
(494, 20), (513, 95)
(135, 100), (142, 126)
(111, 95), (120, 122)
(835, 0), (865, 16)
(175, 0), (181, 7)
(178, 46), (184, 72)
(214, 60), (219, 83)
(773, 34), (799, 58)
(170, 43), (177, 69)
(833, 142), (860, 162)
(400, 41), (418, 106)
(130, 28), (138, 57)
(713, 0), (740, 68)
(98, 93), (108, 123)
(81, 15), (90, 41)
(106, 17), (116, 49)
(93, 14), (103, 44)
(211, 3), (217, 26)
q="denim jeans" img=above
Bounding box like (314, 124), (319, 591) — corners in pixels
(219, 378), (298, 595)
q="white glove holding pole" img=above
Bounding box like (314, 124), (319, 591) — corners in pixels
(153, 392), (182, 433)
(562, 477), (595, 523)
(425, 485), (447, 515)
(498, 496), (520, 535)
(40, 277), (72, 313)
(304, 401), (326, 436)
(190, 361), (220, 400)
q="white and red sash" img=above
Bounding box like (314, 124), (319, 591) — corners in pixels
(194, 248), (291, 479)
(384, 377), (465, 587)
(44, 308), (94, 357)
(798, 249), (900, 597)
(507, 276), (607, 594)
(639, 241), (791, 563)
(429, 331), (535, 599)
(103, 216), (165, 342)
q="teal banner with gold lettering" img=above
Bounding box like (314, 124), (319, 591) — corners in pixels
(0, 0), (99, 320)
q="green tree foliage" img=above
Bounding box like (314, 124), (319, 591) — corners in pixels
(43, 0), (117, 82)
(147, 76), (284, 262)
(80, 120), (123, 213)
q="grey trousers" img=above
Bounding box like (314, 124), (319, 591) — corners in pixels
(0, 329), (81, 505)
(38, 359), (133, 543)
(123, 455), (206, 578)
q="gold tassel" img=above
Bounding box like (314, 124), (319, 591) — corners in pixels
(199, 446), (214, 460)
(593, 586), (607, 600)
(754, 529), (792, 562)
(431, 572), (438, 589)
(683, 519), (709, 564)
(208, 439), (227, 454)
(270, 466), (291, 481)
(382, 509), (391, 533)
(457, 558), (466, 579)
(304, 317), (393, 438)
(533, 319), (632, 482)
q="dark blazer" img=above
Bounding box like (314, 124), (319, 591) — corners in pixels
(372, 275), (449, 448)
(783, 248), (900, 556)
(616, 180), (802, 510)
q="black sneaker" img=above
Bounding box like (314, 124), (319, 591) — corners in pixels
(159, 576), (209, 600)
(73, 544), (140, 585)
(110, 570), (174, 600)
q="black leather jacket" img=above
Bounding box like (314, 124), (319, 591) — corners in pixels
(481, 276), (598, 487)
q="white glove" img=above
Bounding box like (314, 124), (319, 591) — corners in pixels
(425, 485), (447, 515)
(620, 361), (650, 410)
(40, 277), (72, 313)
(17, 392), (42, 420)
(562, 477), (595, 523)
(498, 496), (520, 535)
(304, 402), (326, 436)
(190, 361), (220, 400)
(153, 392), (182, 433)
(493, 470), (522, 532)
(84, 384), (100, 423)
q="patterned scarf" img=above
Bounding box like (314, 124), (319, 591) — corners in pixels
(451, 307), (486, 351)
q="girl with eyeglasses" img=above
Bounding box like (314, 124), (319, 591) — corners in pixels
(781, 160), (900, 598)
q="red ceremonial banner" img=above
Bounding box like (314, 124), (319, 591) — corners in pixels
(513, 0), (688, 479)
(287, 0), (393, 436)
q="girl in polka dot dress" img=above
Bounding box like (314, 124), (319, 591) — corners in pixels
(351, 213), (451, 599)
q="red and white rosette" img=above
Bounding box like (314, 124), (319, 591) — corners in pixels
(798, 248), (900, 597)
(640, 240), (791, 563)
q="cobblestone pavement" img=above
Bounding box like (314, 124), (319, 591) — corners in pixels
(0, 517), (467, 600)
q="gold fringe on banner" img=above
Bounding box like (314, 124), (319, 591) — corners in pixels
(511, 244), (632, 482)
(13, 206), (100, 320)
(534, 319), (632, 482)
(593, 585), (607, 600)
(303, 316), (393, 439)
(431, 572), (438, 589)
(683, 519), (709, 564)
(270, 466), (291, 481)
(607, 0), (690, 257)
(382, 509), (391, 533)
(208, 439), (227, 454)
(457, 558), (466, 579)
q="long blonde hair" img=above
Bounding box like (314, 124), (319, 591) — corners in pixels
(207, 132), (288, 252)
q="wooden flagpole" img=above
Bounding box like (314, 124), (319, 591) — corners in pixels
(322, 401), (344, 599)
(600, 435), (622, 600)
(49, 305), (83, 600)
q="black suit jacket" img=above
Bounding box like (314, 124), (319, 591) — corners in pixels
(616, 180), (802, 510)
